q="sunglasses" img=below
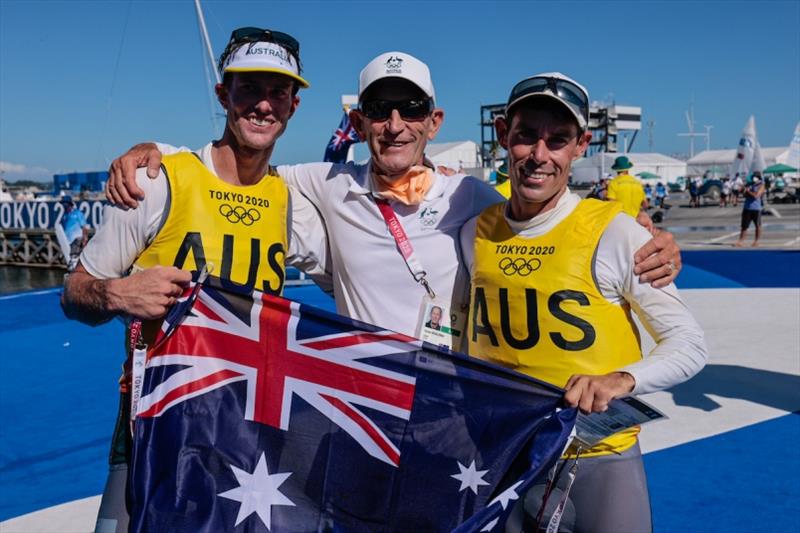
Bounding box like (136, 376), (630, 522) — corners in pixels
(359, 99), (433, 121)
(509, 76), (589, 124)
(218, 27), (301, 72)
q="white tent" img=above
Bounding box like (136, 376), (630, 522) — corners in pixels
(425, 141), (481, 171)
(571, 152), (686, 185)
(687, 146), (788, 177)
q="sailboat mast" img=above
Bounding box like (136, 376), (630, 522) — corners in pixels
(194, 0), (220, 86)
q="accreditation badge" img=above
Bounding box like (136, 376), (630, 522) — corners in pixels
(415, 297), (466, 350)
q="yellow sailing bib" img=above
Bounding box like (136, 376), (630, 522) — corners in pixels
(469, 199), (642, 455)
(135, 152), (288, 297)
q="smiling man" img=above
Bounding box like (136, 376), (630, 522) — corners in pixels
(276, 52), (503, 345)
(460, 73), (707, 532)
(107, 53), (683, 351)
(61, 28), (327, 533)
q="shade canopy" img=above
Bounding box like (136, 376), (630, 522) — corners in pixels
(763, 163), (797, 175)
(637, 171), (662, 180)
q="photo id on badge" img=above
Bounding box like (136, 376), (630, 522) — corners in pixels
(415, 298), (465, 350)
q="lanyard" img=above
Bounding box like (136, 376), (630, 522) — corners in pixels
(374, 198), (436, 299)
(129, 319), (146, 424)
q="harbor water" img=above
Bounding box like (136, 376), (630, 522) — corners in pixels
(0, 266), (64, 295)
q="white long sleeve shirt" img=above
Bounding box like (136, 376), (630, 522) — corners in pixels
(459, 190), (708, 395)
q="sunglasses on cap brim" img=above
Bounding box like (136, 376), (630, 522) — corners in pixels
(359, 99), (434, 121)
(218, 27), (301, 72)
(509, 77), (588, 123)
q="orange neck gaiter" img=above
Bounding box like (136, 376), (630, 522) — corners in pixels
(372, 165), (434, 206)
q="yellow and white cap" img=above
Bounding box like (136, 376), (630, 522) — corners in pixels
(221, 41), (309, 88)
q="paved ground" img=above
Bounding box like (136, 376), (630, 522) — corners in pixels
(634, 192), (799, 250)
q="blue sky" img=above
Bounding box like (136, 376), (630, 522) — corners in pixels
(1, 0), (798, 181)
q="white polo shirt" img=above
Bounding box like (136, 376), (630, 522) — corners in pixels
(277, 161), (503, 337)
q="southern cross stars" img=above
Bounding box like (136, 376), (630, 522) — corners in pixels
(451, 459), (490, 495)
(479, 480), (524, 532)
(218, 452), (295, 530)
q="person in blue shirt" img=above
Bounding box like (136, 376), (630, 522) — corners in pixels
(58, 196), (89, 270)
(655, 182), (667, 208)
(735, 172), (766, 247)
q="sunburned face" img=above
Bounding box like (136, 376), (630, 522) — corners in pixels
(350, 79), (443, 181)
(217, 72), (299, 154)
(496, 102), (591, 220)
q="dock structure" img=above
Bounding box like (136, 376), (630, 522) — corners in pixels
(0, 229), (67, 268)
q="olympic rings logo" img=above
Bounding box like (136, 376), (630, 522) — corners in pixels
(498, 257), (541, 277)
(219, 204), (261, 226)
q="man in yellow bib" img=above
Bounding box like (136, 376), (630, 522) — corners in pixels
(460, 73), (707, 532)
(61, 28), (327, 533)
(494, 162), (512, 199)
(607, 155), (646, 218)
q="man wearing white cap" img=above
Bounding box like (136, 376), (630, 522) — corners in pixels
(106, 53), (681, 349)
(461, 73), (707, 532)
(61, 28), (327, 532)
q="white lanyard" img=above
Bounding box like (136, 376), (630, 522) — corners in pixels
(375, 198), (436, 299)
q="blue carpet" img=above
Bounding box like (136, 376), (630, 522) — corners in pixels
(679, 250), (800, 288)
(0, 251), (797, 521)
(0, 285), (334, 520)
(646, 412), (800, 532)
(0, 301), (123, 520)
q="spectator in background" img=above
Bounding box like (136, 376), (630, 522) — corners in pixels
(493, 162), (511, 199)
(731, 173), (744, 206)
(587, 177), (608, 201)
(655, 181), (668, 208)
(720, 178), (731, 207)
(736, 172), (766, 247)
(55, 196), (90, 271)
(607, 156), (646, 217)
(644, 183), (653, 208)
(688, 177), (699, 208)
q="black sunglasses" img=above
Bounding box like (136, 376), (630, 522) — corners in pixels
(218, 27), (302, 73)
(360, 99), (433, 121)
(508, 76), (589, 124)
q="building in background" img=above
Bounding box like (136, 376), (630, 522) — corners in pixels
(52, 171), (108, 195)
(687, 147), (789, 177)
(425, 141), (481, 173)
(572, 152), (686, 186)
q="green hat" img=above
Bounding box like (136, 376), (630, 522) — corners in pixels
(611, 156), (633, 171)
(497, 162), (508, 178)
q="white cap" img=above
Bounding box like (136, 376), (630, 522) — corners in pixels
(358, 52), (435, 102)
(221, 41), (309, 88)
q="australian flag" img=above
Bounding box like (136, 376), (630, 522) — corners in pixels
(129, 280), (575, 532)
(323, 112), (361, 163)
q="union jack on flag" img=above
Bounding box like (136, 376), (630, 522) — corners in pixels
(324, 112), (361, 164)
(130, 279), (574, 532)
